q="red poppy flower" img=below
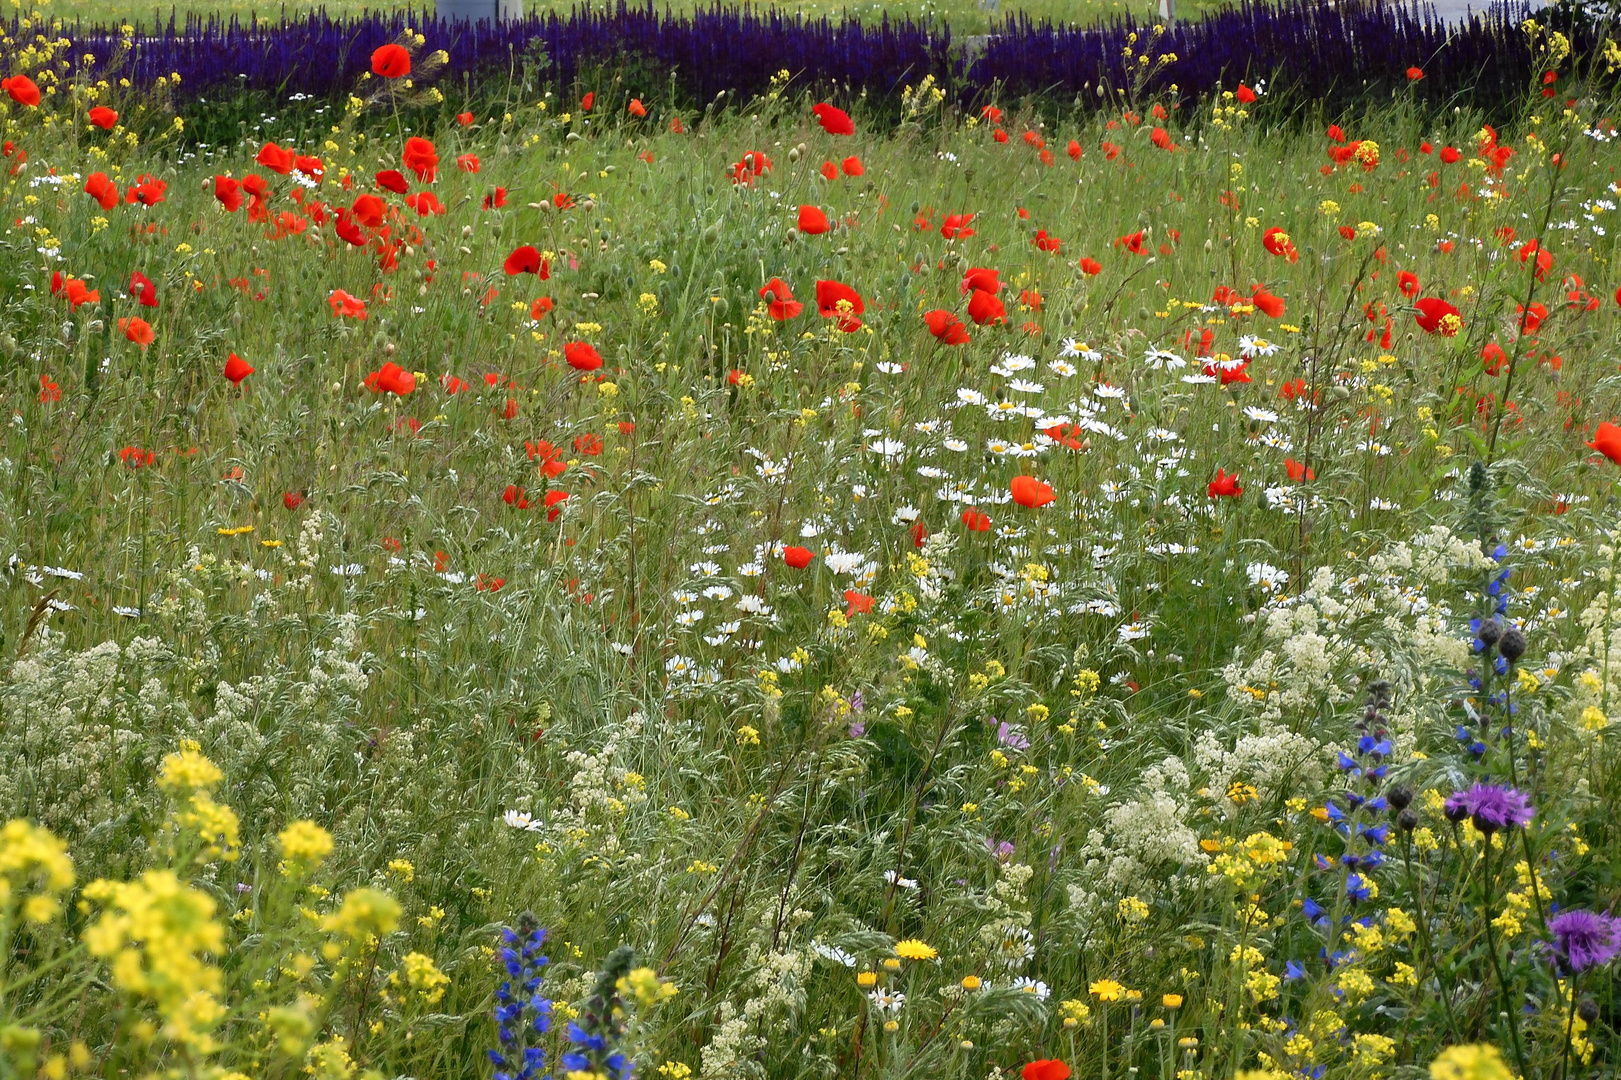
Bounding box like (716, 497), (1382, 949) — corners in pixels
(2, 75), (40, 107)
(1327, 124), (1346, 143)
(211, 175), (242, 212)
(223, 352), (254, 385)
(37, 375), (60, 403)
(1115, 230), (1146, 255)
(505, 245), (543, 275)
(729, 151), (772, 185)
(797, 204), (831, 235)
(1080, 257), (1102, 276)
(783, 545), (815, 569)
(1067, 139), (1082, 160)
(372, 42), (411, 77)
(119, 446), (155, 468)
(628, 98), (647, 117)
(402, 136), (438, 182)
(349, 193), (386, 228)
(940, 213), (975, 239)
(127, 175), (167, 206)
(815, 279), (865, 332)
(981, 105), (1003, 123)
(573, 433), (603, 456)
(1414, 296), (1461, 335)
(843, 589), (874, 616)
(255, 141), (294, 174)
(457, 111), (474, 125)
(531, 296), (555, 319)
(967, 289), (1007, 326)
(53, 273), (100, 308)
(819, 160), (838, 180)
(365, 361), (416, 395)
(1517, 240), (1553, 281)
(961, 509), (991, 531)
(1481, 342), (1506, 376)
(1284, 457), (1315, 482)
(1236, 84), (1258, 103)
(545, 490), (570, 521)
(1250, 285), (1285, 319)
(1150, 126), (1174, 150)
(1010, 475), (1055, 508)
(924, 309), (970, 345)
(1208, 469), (1242, 497)
(1406, 66), (1424, 80)
(812, 102), (855, 135)
(88, 105), (118, 129)
(129, 271), (158, 307)
(484, 187), (508, 209)
(1588, 421), (1621, 464)
(119, 317), (154, 348)
(374, 169), (409, 194)
(84, 171), (119, 210)
(841, 155), (864, 177)
(1517, 302), (1548, 333)
(1261, 227), (1297, 261)
(403, 191), (442, 216)
(457, 153), (480, 174)
(565, 342), (603, 371)
(1023, 1062), (1071, 1080)
(581, 91), (594, 112)
(1033, 229), (1061, 253)
(503, 484), (529, 508)
(329, 289), (368, 319)
(1396, 270), (1419, 297)
(760, 277), (804, 320)
(282, 491), (305, 510)
(961, 267), (1001, 295)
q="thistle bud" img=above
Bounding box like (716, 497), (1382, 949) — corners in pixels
(1499, 626), (1526, 662)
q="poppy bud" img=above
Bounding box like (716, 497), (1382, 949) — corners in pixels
(1498, 626), (1526, 662)
(1398, 809), (1419, 832)
(1387, 785), (1413, 810)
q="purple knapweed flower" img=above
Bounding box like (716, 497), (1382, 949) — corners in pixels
(1443, 783), (1534, 834)
(1548, 910), (1621, 972)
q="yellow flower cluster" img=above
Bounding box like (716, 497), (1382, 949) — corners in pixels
(0, 819), (75, 924)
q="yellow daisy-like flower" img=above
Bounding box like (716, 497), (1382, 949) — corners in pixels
(1430, 1045), (1515, 1080)
(894, 939), (937, 961)
(1089, 978), (1125, 1002)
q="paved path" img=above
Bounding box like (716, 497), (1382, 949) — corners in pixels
(1398, 0), (1547, 24)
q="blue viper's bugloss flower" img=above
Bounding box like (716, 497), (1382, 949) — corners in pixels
(7, 0), (1592, 118)
(490, 916), (553, 1080)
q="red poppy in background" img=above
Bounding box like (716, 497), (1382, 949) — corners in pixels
(581, 91), (595, 112)
(1208, 469), (1243, 497)
(1115, 230), (1146, 254)
(967, 288), (1007, 326)
(564, 342), (603, 371)
(815, 279), (865, 331)
(212, 175), (242, 212)
(1262, 227), (1297, 261)
(457, 111), (474, 125)
(504, 245), (543, 275)
(127, 175), (167, 205)
(1067, 139), (1082, 160)
(1482, 342), (1507, 375)
(503, 484), (529, 508)
(1284, 457), (1315, 482)
(783, 545), (816, 569)
(844, 590), (874, 616)
(371, 42), (411, 77)
(1251, 285), (1285, 319)
(1414, 296), (1462, 335)
(729, 151), (772, 185)
(1588, 421), (1621, 465)
(1080, 257), (1102, 276)
(405, 191), (444, 216)
(760, 277), (804, 320)
(119, 447), (155, 468)
(85, 172), (119, 209)
(223, 353), (254, 385)
(256, 142), (295, 174)
(119, 317), (154, 348)
(812, 102), (855, 135)
(1236, 84), (1258, 103)
(940, 213), (975, 239)
(456, 153), (480, 174)
(283, 492), (305, 509)
(797, 204), (831, 235)
(1033, 229), (1061, 253)
(1397, 270), (1419, 297)
(531, 297), (555, 319)
(628, 98), (647, 117)
(961, 509), (991, 531)
(1023, 1062), (1072, 1080)
(375, 169), (409, 194)
(402, 136), (438, 181)
(961, 267), (1001, 295)
(53, 272), (100, 308)
(545, 490), (570, 521)
(1150, 127), (1174, 150)
(484, 187), (508, 209)
(329, 289), (368, 319)
(1010, 476), (1055, 508)
(129, 271), (158, 307)
(350, 194), (386, 228)
(2, 75), (40, 107)
(841, 155), (864, 177)
(924, 309), (970, 345)
(89, 105), (118, 129)
(365, 361), (416, 395)
(1407, 66), (1425, 80)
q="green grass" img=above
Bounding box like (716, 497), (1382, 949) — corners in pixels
(0, 48), (1618, 1080)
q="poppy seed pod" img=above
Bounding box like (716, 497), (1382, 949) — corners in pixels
(1499, 626), (1527, 662)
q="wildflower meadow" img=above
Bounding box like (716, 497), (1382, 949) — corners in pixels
(1, 5), (1620, 1080)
